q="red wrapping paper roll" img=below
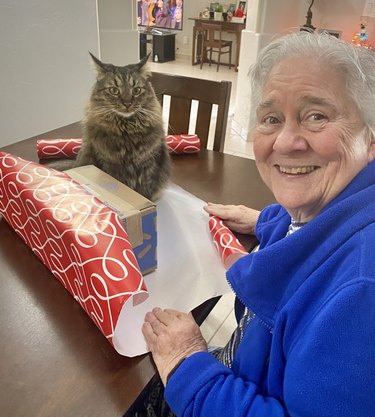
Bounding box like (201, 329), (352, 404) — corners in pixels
(208, 215), (248, 269)
(37, 138), (82, 159)
(0, 152), (147, 347)
(165, 134), (200, 154)
(37, 135), (201, 160)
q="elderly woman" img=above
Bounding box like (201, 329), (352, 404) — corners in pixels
(141, 31), (375, 416)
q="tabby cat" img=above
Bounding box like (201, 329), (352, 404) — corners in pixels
(74, 53), (171, 201)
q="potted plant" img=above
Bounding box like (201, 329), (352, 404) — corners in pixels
(214, 4), (223, 21)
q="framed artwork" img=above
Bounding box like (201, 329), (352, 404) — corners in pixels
(228, 3), (236, 14)
(236, 0), (247, 14)
(318, 29), (342, 39)
(210, 2), (220, 11)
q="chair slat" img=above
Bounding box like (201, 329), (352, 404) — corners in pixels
(168, 96), (191, 135)
(195, 102), (212, 149)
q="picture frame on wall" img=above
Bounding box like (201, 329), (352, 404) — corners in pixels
(236, 0), (247, 14)
(318, 28), (342, 39)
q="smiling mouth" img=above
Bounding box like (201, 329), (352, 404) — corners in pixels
(276, 165), (318, 175)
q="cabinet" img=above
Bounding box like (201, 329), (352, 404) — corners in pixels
(139, 31), (176, 63)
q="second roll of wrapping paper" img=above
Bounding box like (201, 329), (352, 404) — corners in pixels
(36, 138), (82, 159)
(208, 215), (248, 269)
(37, 135), (201, 159)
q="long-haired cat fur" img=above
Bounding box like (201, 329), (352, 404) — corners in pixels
(73, 53), (171, 201)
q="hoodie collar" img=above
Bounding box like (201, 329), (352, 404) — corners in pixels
(227, 160), (375, 327)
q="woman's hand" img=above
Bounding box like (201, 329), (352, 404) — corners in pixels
(204, 203), (260, 234)
(142, 308), (208, 385)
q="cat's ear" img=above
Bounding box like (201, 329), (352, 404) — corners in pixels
(135, 53), (152, 78)
(89, 52), (112, 79)
(138, 53), (151, 69)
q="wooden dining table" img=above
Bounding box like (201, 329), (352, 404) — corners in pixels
(0, 122), (275, 417)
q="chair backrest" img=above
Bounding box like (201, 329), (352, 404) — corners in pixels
(150, 71), (232, 152)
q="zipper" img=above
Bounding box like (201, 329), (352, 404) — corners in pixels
(226, 275), (274, 334)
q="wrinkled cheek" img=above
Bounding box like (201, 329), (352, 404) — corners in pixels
(317, 135), (365, 166)
(253, 136), (274, 188)
(254, 160), (272, 191)
(253, 135), (272, 161)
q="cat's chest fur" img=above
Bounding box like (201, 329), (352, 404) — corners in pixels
(89, 127), (153, 164)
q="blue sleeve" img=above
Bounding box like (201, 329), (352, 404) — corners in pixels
(164, 353), (286, 417)
(165, 281), (375, 417)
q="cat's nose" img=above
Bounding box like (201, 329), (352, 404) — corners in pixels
(122, 101), (132, 109)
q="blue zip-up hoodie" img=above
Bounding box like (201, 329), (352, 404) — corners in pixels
(165, 160), (375, 417)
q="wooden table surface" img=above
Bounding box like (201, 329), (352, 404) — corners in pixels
(0, 122), (275, 417)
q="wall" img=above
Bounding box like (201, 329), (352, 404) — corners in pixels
(0, 0), (99, 147)
(97, 0), (139, 65)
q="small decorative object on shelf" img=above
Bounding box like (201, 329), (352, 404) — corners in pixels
(352, 22), (373, 50)
(200, 7), (210, 19)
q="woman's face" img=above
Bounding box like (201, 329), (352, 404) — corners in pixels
(253, 57), (375, 222)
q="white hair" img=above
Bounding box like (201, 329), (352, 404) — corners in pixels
(249, 31), (375, 141)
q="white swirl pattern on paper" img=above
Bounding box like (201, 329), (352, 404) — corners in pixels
(37, 136), (201, 160)
(0, 152), (146, 344)
(165, 134), (200, 154)
(37, 138), (82, 159)
(208, 215), (248, 269)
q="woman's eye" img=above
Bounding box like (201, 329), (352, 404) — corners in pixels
(263, 115), (280, 125)
(108, 87), (120, 95)
(133, 86), (142, 95)
(307, 113), (326, 122)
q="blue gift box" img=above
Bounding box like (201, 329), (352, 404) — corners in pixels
(66, 165), (157, 275)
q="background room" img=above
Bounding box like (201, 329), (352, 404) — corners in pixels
(1, 0), (374, 155)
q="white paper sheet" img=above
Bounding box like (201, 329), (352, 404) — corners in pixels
(113, 183), (232, 357)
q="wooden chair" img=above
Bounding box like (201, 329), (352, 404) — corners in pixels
(150, 72), (232, 153)
(199, 23), (232, 72)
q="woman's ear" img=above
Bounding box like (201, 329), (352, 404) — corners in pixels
(367, 130), (375, 163)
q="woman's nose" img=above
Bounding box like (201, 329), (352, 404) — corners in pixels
(272, 122), (309, 153)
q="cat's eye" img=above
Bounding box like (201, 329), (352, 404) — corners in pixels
(133, 86), (142, 96)
(108, 87), (120, 96)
